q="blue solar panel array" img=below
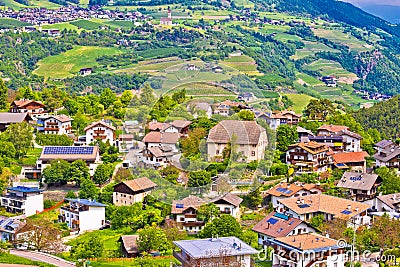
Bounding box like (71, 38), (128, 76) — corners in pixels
(274, 213), (289, 220)
(276, 187), (293, 195)
(43, 146), (94, 155)
(267, 218), (278, 225)
(176, 204), (184, 209)
(350, 176), (362, 181)
(341, 210), (352, 215)
(298, 204), (310, 208)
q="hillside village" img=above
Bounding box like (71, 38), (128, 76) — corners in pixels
(0, 79), (397, 267)
(0, 0), (400, 266)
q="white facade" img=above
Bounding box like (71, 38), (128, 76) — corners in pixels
(60, 199), (106, 232)
(85, 122), (115, 145)
(214, 203), (241, 219)
(270, 188), (322, 208)
(257, 222), (315, 246)
(43, 116), (72, 135)
(0, 187), (43, 217)
(342, 134), (361, 152)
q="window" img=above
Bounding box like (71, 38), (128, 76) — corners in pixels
(251, 151), (256, 156)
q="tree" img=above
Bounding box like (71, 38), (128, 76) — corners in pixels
(310, 214), (325, 229)
(139, 84), (156, 106)
(99, 88), (117, 109)
(199, 215), (242, 238)
(187, 170), (211, 187)
(0, 141), (16, 159)
(237, 110), (255, 121)
(78, 178), (100, 200)
(246, 186), (262, 208)
(197, 203), (220, 223)
(137, 225), (170, 254)
(93, 163), (113, 185)
(180, 127), (207, 159)
(67, 160), (90, 186)
(17, 219), (64, 253)
(276, 124), (297, 152)
(42, 160), (70, 185)
(70, 233), (104, 259)
(0, 79), (8, 111)
(376, 167), (400, 194)
(120, 90), (133, 107)
(3, 122), (33, 158)
(304, 99), (336, 121)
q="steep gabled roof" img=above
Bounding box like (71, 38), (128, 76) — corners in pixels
(252, 211), (305, 238)
(278, 194), (370, 220)
(171, 195), (205, 214)
(0, 112), (31, 124)
(122, 177), (157, 192)
(337, 172), (380, 191)
(333, 151), (369, 164)
(84, 121), (116, 132)
(210, 192), (242, 207)
(207, 120), (265, 145)
(12, 99), (45, 109)
(318, 124), (349, 134)
(142, 132), (179, 144)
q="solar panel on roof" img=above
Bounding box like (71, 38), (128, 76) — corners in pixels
(285, 190), (293, 194)
(336, 163), (346, 167)
(176, 204), (184, 209)
(274, 213), (289, 220)
(43, 146), (94, 155)
(289, 220), (295, 225)
(267, 218), (278, 225)
(298, 204), (310, 208)
(341, 210), (352, 215)
(277, 228), (283, 233)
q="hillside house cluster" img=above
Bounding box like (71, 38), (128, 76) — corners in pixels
(286, 124), (368, 174)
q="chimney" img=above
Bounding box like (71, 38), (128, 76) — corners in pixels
(347, 204), (351, 210)
(301, 199), (305, 204)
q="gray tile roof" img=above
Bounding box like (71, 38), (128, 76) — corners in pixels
(337, 172), (380, 190)
(173, 237), (258, 259)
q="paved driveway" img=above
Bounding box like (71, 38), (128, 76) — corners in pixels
(10, 249), (75, 267)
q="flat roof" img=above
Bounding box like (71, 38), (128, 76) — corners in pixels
(66, 198), (106, 207)
(174, 237), (258, 259)
(7, 186), (43, 193)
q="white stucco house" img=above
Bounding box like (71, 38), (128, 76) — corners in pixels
(59, 198), (106, 232)
(84, 121), (116, 145)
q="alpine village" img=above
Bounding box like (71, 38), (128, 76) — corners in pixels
(1, 0), (400, 266)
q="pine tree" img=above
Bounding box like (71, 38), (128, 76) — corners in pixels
(0, 79), (8, 111)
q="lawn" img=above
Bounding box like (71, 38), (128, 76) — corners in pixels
(296, 72), (324, 86)
(68, 227), (134, 257)
(104, 20), (136, 29)
(4, 0), (60, 9)
(40, 22), (80, 31)
(70, 19), (103, 30)
(90, 256), (179, 267)
(20, 147), (43, 166)
(0, 18), (31, 28)
(283, 93), (315, 113)
(0, 252), (56, 266)
(33, 46), (122, 79)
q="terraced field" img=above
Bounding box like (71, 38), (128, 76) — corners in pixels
(283, 93), (315, 113)
(0, 18), (31, 28)
(222, 55), (262, 76)
(34, 46), (122, 79)
(312, 27), (373, 52)
(4, 0), (60, 9)
(171, 82), (236, 100)
(291, 41), (340, 60)
(304, 59), (358, 83)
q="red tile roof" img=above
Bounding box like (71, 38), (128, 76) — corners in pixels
(252, 211), (304, 238)
(333, 151), (369, 164)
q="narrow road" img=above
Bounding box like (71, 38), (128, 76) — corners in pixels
(10, 249), (75, 267)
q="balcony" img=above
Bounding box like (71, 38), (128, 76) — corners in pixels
(3, 195), (27, 201)
(44, 127), (59, 131)
(94, 130), (105, 134)
(184, 214), (197, 219)
(93, 135), (107, 139)
(46, 121), (58, 125)
(182, 221), (205, 227)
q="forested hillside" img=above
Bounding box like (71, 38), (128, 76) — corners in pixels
(353, 96), (400, 139)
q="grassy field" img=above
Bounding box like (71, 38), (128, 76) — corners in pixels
(70, 19), (103, 30)
(34, 46), (122, 79)
(291, 41), (339, 60)
(296, 72), (324, 86)
(283, 93), (315, 113)
(40, 22), (80, 31)
(0, 18), (31, 28)
(304, 59), (358, 80)
(90, 256), (179, 267)
(312, 27), (372, 52)
(4, 0), (60, 9)
(222, 55), (261, 75)
(21, 147), (43, 166)
(0, 252), (56, 266)
(172, 82), (236, 97)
